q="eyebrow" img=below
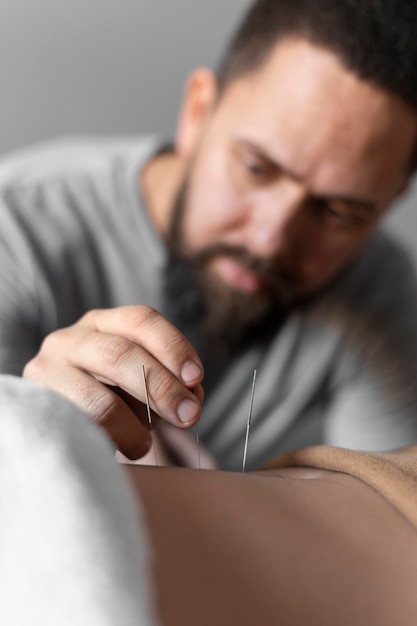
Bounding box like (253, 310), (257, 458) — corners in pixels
(236, 139), (378, 214)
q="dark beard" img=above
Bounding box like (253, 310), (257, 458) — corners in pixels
(162, 178), (296, 361)
(163, 248), (294, 360)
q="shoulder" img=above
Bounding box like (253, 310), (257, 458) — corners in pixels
(301, 229), (417, 368)
(0, 134), (167, 270)
(0, 134), (163, 197)
(0, 134), (168, 240)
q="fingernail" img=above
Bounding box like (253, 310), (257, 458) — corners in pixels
(181, 360), (202, 384)
(177, 398), (199, 425)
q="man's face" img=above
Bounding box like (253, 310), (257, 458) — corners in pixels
(165, 38), (417, 351)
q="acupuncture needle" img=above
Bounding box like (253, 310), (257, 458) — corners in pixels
(242, 369), (257, 473)
(193, 387), (201, 469)
(142, 364), (158, 466)
(195, 425), (201, 469)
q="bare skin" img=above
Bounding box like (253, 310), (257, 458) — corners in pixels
(127, 464), (417, 626)
(24, 38), (417, 458)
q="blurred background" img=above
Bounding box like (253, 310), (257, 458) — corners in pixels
(0, 0), (416, 261)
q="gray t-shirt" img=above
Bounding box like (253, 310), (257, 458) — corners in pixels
(1, 135), (417, 471)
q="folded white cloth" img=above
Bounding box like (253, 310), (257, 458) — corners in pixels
(0, 375), (159, 626)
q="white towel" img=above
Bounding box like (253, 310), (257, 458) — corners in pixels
(0, 375), (159, 626)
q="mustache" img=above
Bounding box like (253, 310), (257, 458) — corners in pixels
(190, 244), (295, 291)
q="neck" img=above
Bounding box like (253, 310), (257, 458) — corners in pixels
(140, 150), (186, 241)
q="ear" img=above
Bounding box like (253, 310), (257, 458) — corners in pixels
(175, 69), (218, 159)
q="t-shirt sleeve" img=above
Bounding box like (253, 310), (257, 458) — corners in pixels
(0, 196), (49, 375)
(323, 235), (417, 452)
(324, 360), (417, 452)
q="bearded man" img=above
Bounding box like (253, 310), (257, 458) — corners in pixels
(2, 0), (417, 469)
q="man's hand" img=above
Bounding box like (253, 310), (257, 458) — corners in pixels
(23, 306), (204, 460)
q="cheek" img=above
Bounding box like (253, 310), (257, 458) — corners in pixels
(183, 149), (246, 250)
(297, 229), (372, 288)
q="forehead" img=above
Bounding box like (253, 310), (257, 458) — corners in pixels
(213, 38), (417, 202)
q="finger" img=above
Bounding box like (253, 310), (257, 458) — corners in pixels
(66, 328), (202, 428)
(24, 360), (152, 460)
(110, 384), (160, 428)
(193, 383), (204, 404)
(81, 306), (204, 388)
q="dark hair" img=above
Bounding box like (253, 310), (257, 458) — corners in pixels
(217, 0), (417, 109)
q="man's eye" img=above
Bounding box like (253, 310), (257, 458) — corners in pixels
(321, 202), (364, 228)
(244, 161), (268, 178)
(326, 205), (347, 220)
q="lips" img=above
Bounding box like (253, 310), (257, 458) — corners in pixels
(212, 257), (263, 294)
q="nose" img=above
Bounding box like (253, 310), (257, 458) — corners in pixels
(244, 179), (309, 258)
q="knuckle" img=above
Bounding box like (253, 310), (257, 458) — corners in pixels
(94, 334), (134, 372)
(40, 327), (69, 353)
(80, 308), (101, 325)
(130, 306), (191, 355)
(162, 331), (189, 356)
(150, 370), (183, 408)
(33, 327), (82, 367)
(84, 389), (120, 427)
(23, 356), (43, 380)
(130, 305), (160, 329)
(149, 371), (168, 404)
(23, 329), (69, 377)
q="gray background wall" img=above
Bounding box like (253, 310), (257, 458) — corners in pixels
(0, 0), (416, 261)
